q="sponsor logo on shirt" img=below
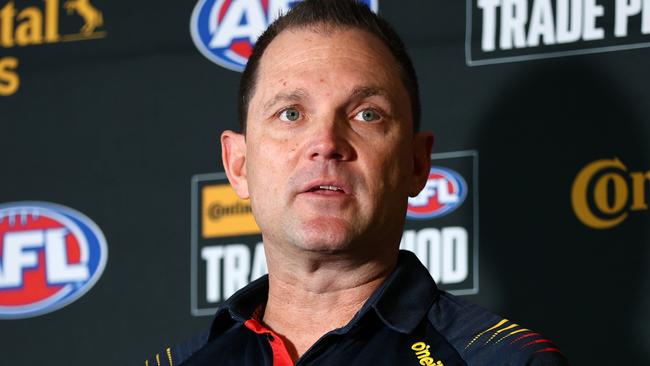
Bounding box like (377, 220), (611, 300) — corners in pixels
(411, 341), (444, 366)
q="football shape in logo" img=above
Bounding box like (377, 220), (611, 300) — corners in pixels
(407, 167), (468, 219)
(0, 202), (107, 319)
(190, 0), (379, 72)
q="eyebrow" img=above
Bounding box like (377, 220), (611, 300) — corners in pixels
(263, 88), (309, 112)
(261, 85), (392, 114)
(349, 86), (391, 101)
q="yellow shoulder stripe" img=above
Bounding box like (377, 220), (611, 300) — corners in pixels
(465, 319), (509, 350)
(495, 328), (530, 344)
(166, 347), (173, 366)
(485, 323), (518, 345)
(144, 347), (172, 366)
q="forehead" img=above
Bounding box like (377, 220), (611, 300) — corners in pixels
(253, 26), (405, 99)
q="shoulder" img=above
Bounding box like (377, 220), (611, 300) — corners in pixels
(427, 292), (569, 365)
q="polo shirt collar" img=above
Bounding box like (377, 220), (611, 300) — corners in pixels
(208, 276), (268, 341)
(208, 250), (439, 340)
(370, 250), (439, 333)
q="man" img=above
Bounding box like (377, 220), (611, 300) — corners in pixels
(147, 1), (568, 365)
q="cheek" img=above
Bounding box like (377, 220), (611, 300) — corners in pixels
(375, 137), (412, 176)
(246, 137), (295, 199)
(247, 156), (281, 227)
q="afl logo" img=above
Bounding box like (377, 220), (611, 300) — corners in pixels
(190, 0), (379, 72)
(407, 167), (467, 220)
(0, 202), (107, 319)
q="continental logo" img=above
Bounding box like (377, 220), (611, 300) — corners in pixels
(201, 184), (260, 238)
(572, 158), (650, 229)
(207, 202), (253, 221)
(411, 342), (443, 366)
(0, 0), (106, 97)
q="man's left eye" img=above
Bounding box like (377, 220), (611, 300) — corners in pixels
(354, 109), (380, 122)
(279, 107), (301, 122)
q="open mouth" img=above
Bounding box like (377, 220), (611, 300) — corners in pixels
(306, 185), (346, 194)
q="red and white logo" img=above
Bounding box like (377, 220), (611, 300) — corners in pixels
(0, 202), (107, 319)
(407, 167), (467, 219)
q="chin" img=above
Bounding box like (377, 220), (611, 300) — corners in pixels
(293, 217), (358, 253)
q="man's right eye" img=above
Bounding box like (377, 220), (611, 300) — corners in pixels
(279, 107), (301, 122)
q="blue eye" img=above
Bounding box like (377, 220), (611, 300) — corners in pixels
(354, 109), (380, 122)
(279, 108), (300, 122)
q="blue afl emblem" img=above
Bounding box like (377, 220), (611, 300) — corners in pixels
(190, 0), (379, 72)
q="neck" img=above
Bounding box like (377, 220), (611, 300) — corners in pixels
(261, 244), (398, 361)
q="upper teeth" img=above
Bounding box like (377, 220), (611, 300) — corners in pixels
(319, 185), (340, 191)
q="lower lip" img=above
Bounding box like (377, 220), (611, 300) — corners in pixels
(302, 190), (348, 197)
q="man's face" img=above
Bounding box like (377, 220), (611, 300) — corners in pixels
(223, 27), (431, 256)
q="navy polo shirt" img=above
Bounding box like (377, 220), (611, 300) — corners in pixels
(148, 251), (568, 366)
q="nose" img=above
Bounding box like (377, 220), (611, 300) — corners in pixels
(305, 116), (354, 162)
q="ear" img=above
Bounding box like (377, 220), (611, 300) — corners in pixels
(221, 130), (249, 199)
(409, 131), (434, 197)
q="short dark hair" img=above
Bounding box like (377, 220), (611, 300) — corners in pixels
(238, 0), (421, 133)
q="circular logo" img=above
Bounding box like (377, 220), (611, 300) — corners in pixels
(407, 167), (467, 220)
(0, 202), (107, 319)
(190, 0), (379, 72)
